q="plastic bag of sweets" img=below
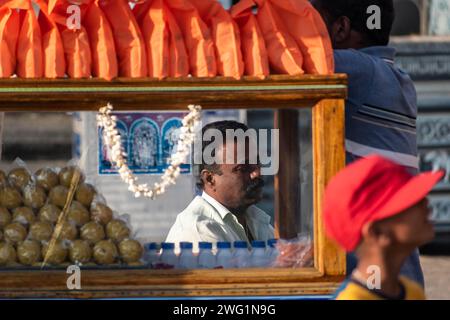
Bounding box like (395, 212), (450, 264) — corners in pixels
(251, 0), (304, 75)
(265, 0), (334, 74)
(273, 235), (313, 268)
(165, 0), (216, 77)
(230, 0), (269, 78)
(189, 0), (244, 79)
(99, 0), (147, 77)
(46, 0), (92, 78)
(36, 0), (66, 78)
(133, 0), (169, 79)
(0, 0), (21, 77)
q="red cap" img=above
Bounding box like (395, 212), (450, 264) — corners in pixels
(323, 155), (444, 252)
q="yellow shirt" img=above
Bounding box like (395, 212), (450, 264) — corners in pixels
(335, 276), (426, 300)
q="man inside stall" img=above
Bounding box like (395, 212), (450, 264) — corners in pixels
(165, 121), (274, 248)
(310, 0), (424, 285)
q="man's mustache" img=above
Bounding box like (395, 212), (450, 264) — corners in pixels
(246, 178), (265, 194)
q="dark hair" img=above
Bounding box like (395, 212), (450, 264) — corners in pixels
(194, 120), (249, 190)
(316, 0), (395, 46)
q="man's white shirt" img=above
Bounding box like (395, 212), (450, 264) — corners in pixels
(165, 192), (274, 252)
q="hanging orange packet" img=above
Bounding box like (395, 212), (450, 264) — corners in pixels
(166, 0), (216, 77)
(164, 2), (188, 77)
(99, 0), (147, 77)
(84, 0), (118, 80)
(36, 0), (66, 78)
(230, 0), (269, 78)
(254, 0), (303, 75)
(189, 0), (243, 79)
(269, 0), (333, 74)
(47, 0), (92, 78)
(134, 0), (169, 79)
(0, 2), (20, 77)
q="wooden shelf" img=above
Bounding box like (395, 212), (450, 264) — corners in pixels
(0, 75), (347, 111)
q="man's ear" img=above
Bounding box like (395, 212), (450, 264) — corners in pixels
(331, 16), (351, 46)
(362, 221), (392, 248)
(200, 169), (215, 188)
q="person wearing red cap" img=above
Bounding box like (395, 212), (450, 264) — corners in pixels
(324, 155), (444, 300)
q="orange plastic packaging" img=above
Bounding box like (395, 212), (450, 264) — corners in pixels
(47, 0), (92, 78)
(189, 0), (243, 79)
(36, 0), (65, 78)
(166, 0), (216, 77)
(134, 0), (169, 79)
(0, 1), (20, 77)
(84, 0), (118, 80)
(99, 0), (147, 77)
(268, 0), (334, 74)
(254, 0), (304, 75)
(230, 0), (269, 78)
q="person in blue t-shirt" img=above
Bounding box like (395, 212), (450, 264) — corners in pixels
(310, 0), (424, 286)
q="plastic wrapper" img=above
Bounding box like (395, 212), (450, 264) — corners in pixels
(80, 221), (105, 244)
(48, 185), (69, 208)
(93, 240), (118, 265)
(36, 0), (66, 78)
(7, 167), (31, 190)
(42, 240), (68, 265)
(267, 0), (334, 74)
(118, 239), (143, 263)
(3, 222), (27, 243)
(84, 0), (118, 80)
(29, 221), (53, 241)
(58, 166), (85, 188)
(67, 200), (90, 227)
(230, 0), (269, 78)
(0, 207), (12, 227)
(0, 242), (16, 266)
(47, 0), (92, 78)
(69, 239), (92, 264)
(12, 206), (35, 226)
(190, 0), (244, 79)
(17, 239), (41, 265)
(106, 219), (130, 243)
(34, 168), (59, 191)
(22, 184), (47, 210)
(0, 186), (23, 209)
(0, 2), (20, 77)
(273, 235), (313, 268)
(255, 0), (304, 75)
(75, 182), (96, 208)
(38, 204), (61, 224)
(99, 0), (147, 77)
(166, 0), (217, 77)
(16, 0), (43, 78)
(90, 202), (113, 225)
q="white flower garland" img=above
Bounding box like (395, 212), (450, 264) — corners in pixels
(97, 103), (202, 199)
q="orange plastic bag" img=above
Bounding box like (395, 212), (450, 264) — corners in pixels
(100, 0), (147, 77)
(164, 2), (188, 77)
(134, 0), (169, 79)
(268, 0), (333, 74)
(0, 1), (20, 77)
(230, 0), (269, 78)
(166, 0), (216, 77)
(189, 0), (243, 79)
(36, 0), (65, 78)
(47, 0), (92, 78)
(254, 0), (303, 75)
(84, 0), (118, 80)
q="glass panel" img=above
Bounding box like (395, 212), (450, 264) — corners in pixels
(0, 109), (314, 270)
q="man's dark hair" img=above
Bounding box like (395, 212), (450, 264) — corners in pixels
(194, 120), (249, 190)
(316, 0), (395, 46)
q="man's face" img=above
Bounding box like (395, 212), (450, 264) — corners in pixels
(210, 142), (264, 209)
(379, 198), (435, 248)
